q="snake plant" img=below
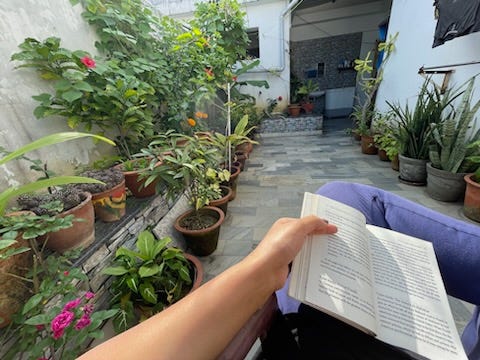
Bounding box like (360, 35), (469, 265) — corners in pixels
(388, 77), (460, 160)
(429, 77), (480, 173)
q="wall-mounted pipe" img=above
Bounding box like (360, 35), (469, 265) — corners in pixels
(248, 0), (302, 73)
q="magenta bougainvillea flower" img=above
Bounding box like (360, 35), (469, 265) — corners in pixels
(51, 311), (75, 340)
(278, 96), (283, 101)
(85, 291), (95, 300)
(74, 314), (91, 330)
(83, 303), (94, 316)
(63, 298), (82, 312)
(80, 56), (96, 68)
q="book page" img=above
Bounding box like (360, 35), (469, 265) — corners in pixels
(368, 225), (467, 360)
(290, 193), (377, 334)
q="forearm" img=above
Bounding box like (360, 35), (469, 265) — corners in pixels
(79, 255), (275, 360)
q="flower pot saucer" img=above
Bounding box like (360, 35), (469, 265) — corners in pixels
(398, 176), (426, 186)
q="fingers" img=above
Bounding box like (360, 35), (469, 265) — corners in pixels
(299, 215), (338, 235)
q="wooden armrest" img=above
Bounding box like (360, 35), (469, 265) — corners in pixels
(217, 294), (278, 360)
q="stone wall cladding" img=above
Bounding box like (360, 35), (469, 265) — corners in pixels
(291, 33), (362, 91)
(82, 195), (170, 311)
(260, 115), (323, 133)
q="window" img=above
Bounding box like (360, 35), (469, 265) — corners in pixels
(246, 28), (260, 58)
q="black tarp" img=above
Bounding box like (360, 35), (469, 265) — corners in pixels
(433, 0), (480, 47)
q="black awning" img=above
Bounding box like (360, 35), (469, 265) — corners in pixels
(433, 0), (480, 47)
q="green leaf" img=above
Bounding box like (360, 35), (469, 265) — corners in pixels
(139, 264), (161, 278)
(22, 293), (43, 315)
(136, 230), (155, 258)
(0, 132), (115, 165)
(0, 239), (17, 250)
(61, 89), (83, 102)
(24, 313), (49, 325)
(103, 266), (129, 276)
(139, 283), (157, 304)
(40, 71), (60, 80)
(54, 79), (72, 91)
(74, 81), (94, 92)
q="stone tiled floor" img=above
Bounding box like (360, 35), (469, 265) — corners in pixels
(203, 116), (477, 337)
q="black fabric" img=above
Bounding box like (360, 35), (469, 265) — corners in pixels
(260, 305), (415, 359)
(433, 0), (480, 47)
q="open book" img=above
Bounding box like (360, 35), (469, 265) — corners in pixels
(289, 192), (468, 360)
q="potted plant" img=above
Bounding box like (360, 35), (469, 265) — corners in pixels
(388, 77), (457, 184)
(427, 77), (480, 201)
(211, 115), (257, 198)
(352, 33), (397, 145)
(16, 188), (95, 254)
(103, 230), (203, 333)
(11, 37), (157, 160)
(2, 249), (117, 359)
(372, 112), (399, 164)
(74, 168), (126, 222)
(0, 132), (114, 327)
(297, 79), (319, 114)
(144, 133), (229, 256)
(114, 157), (161, 198)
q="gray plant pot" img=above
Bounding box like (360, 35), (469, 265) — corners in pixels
(398, 154), (427, 185)
(426, 163), (467, 202)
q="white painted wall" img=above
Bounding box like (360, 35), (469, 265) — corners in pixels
(0, 0), (108, 189)
(240, 0), (290, 110)
(376, 0), (480, 114)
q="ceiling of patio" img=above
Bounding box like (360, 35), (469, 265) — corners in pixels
(295, 0), (381, 12)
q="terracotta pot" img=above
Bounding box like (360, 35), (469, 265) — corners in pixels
(226, 165), (241, 201)
(360, 135), (378, 155)
(235, 142), (253, 155)
(378, 149), (389, 161)
(115, 160), (160, 198)
(0, 232), (32, 328)
(302, 102), (314, 114)
(174, 206), (225, 256)
(287, 104), (301, 117)
(209, 185), (232, 216)
(234, 150), (248, 171)
(464, 174), (480, 222)
(91, 179), (126, 222)
(44, 192), (95, 253)
(391, 154), (399, 171)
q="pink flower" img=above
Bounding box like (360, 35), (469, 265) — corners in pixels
(35, 324), (44, 331)
(51, 311), (75, 340)
(83, 304), (94, 316)
(232, 76), (238, 82)
(74, 314), (91, 330)
(81, 56), (96, 68)
(38, 358), (48, 360)
(85, 291), (95, 300)
(63, 298), (81, 311)
(63, 271), (69, 276)
(278, 96), (283, 101)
